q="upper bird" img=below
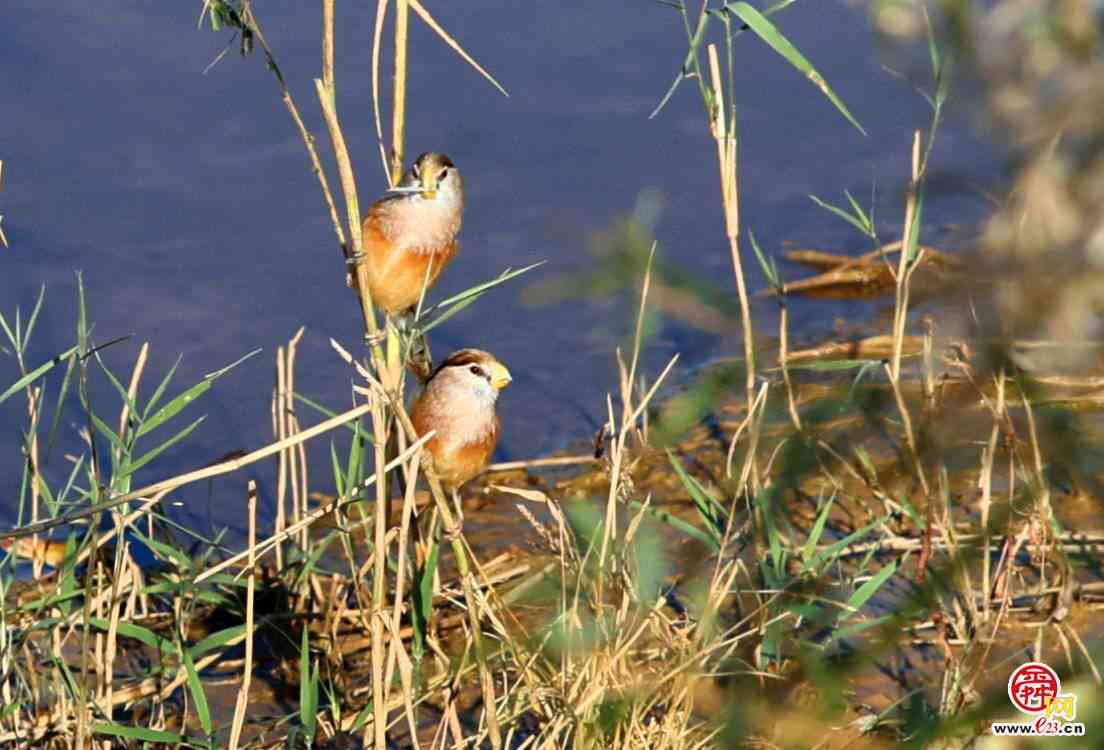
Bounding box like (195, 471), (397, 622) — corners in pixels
(358, 152), (464, 315)
(410, 349), (511, 490)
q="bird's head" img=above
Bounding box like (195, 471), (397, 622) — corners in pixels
(406, 152), (462, 202)
(430, 349), (511, 404)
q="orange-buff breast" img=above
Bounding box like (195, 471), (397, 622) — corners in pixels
(360, 219), (458, 314)
(411, 405), (500, 490)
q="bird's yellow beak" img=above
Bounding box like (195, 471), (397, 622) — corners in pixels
(420, 172), (438, 200)
(487, 361), (512, 390)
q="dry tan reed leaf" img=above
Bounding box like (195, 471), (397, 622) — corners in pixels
(407, 0), (509, 97)
(775, 241), (961, 299)
(488, 454), (598, 471)
(786, 242), (962, 271)
(784, 334), (925, 364)
(490, 484), (550, 503)
(371, 0), (390, 183)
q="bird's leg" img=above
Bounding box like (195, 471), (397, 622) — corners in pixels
(450, 487), (464, 527)
(396, 308), (434, 384)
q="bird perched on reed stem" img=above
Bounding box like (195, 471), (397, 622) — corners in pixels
(356, 152), (464, 315)
(410, 349), (511, 491)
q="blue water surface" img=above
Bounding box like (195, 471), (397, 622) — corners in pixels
(0, 1), (1001, 539)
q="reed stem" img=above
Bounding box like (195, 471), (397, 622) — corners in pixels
(391, 0), (410, 185)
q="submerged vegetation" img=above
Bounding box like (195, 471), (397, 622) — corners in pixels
(2, 0), (1103, 748)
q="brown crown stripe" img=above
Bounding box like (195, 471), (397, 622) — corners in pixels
(413, 152), (454, 169)
(428, 349), (492, 381)
(441, 349), (488, 367)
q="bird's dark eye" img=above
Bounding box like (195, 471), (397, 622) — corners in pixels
(437, 168), (449, 182)
(469, 364), (485, 378)
(411, 163), (421, 178)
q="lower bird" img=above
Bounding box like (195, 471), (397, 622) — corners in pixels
(357, 152), (464, 315)
(410, 349), (511, 492)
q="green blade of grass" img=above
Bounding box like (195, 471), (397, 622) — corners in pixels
(748, 230), (781, 290)
(831, 614), (896, 642)
(844, 190), (873, 231)
(418, 262), (545, 334)
(182, 646), (213, 737)
(294, 392), (373, 440)
(133, 530), (194, 569)
(650, 5), (711, 119)
(142, 354), (183, 421)
(806, 515), (889, 569)
(140, 582), (236, 608)
(23, 285), (47, 350)
(294, 532), (338, 589)
(118, 416), (206, 479)
(88, 618), (178, 656)
(330, 441), (345, 496)
(788, 358), (883, 372)
(629, 500), (720, 553)
(45, 349), (78, 458)
(801, 494), (836, 564)
(88, 411), (127, 462)
(412, 539), (440, 659)
(667, 450), (726, 540)
(757, 488), (785, 574)
(93, 724), (187, 744)
(345, 421), (366, 496)
(0, 309), (16, 352)
(34, 470), (58, 517)
(137, 349), (258, 438)
(136, 379), (215, 439)
(808, 194), (874, 238)
(300, 625), (318, 742)
(0, 345), (79, 406)
(844, 558), (898, 612)
(724, 2), (866, 135)
(189, 624), (248, 660)
(92, 350), (141, 434)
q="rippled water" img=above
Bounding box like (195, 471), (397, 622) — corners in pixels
(1, 1), (1001, 537)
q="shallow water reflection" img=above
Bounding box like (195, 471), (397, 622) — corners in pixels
(0, 0), (1000, 539)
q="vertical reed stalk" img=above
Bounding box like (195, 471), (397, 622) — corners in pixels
(228, 481), (257, 750)
(0, 612), (9, 737)
(76, 526), (97, 749)
(25, 386), (42, 580)
(391, 0), (410, 184)
(890, 131), (922, 382)
(779, 305), (801, 432)
(102, 534), (127, 728)
(287, 328), (309, 550)
(274, 345), (288, 570)
(316, 0), (384, 366)
(386, 450), (423, 746)
(921, 317), (935, 409)
(978, 371), (1005, 620)
(887, 131), (930, 497)
(706, 44), (758, 493)
(369, 393), (390, 750)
